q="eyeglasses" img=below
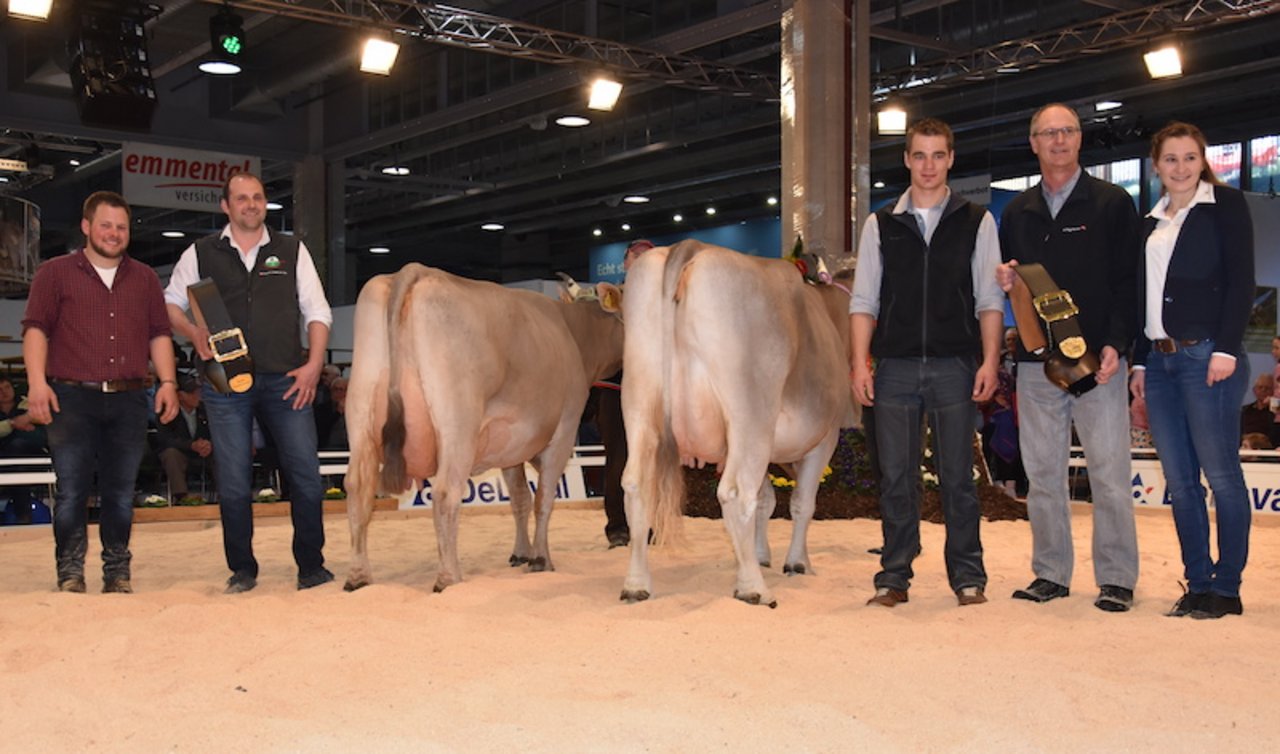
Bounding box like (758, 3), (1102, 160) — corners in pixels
(1033, 126), (1080, 140)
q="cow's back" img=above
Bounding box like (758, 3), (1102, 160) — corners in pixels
(666, 244), (851, 464)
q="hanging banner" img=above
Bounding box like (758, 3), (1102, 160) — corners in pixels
(121, 142), (259, 212)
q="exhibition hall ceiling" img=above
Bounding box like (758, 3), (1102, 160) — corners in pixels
(2, 0), (1279, 295)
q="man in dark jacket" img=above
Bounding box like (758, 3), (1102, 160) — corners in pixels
(850, 118), (1004, 608)
(996, 103), (1141, 612)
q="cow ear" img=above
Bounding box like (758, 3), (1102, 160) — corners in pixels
(596, 282), (623, 313)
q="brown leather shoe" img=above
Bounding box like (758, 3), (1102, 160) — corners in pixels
(866, 587), (908, 607)
(956, 586), (988, 606)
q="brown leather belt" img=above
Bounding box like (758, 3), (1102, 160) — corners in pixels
(1152, 338), (1201, 354)
(51, 378), (149, 393)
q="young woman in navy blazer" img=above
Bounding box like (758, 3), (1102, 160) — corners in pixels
(1130, 122), (1255, 619)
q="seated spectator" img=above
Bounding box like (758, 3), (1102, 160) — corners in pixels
(322, 377), (349, 450)
(0, 377), (48, 524)
(1129, 389), (1153, 449)
(155, 377), (214, 502)
(1241, 373), (1277, 445)
(1241, 432), (1272, 451)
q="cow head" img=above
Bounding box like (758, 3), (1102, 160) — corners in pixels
(555, 273), (623, 317)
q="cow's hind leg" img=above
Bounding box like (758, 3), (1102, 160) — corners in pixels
(431, 478), (465, 592)
(503, 466), (534, 566)
(343, 479), (377, 591)
(754, 475), (778, 568)
(783, 428), (840, 576)
(619, 467), (653, 602)
(718, 451), (776, 608)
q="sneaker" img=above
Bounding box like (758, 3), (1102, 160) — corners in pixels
(1011, 578), (1069, 602)
(956, 586), (988, 606)
(298, 567), (335, 590)
(58, 577), (87, 594)
(1094, 584), (1134, 613)
(1166, 587), (1209, 617)
(103, 578), (133, 594)
(866, 587), (908, 607)
(225, 572), (258, 594)
(1190, 593), (1243, 620)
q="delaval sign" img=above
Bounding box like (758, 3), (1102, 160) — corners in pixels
(122, 143), (260, 212)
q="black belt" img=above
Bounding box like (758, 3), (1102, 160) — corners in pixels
(51, 378), (149, 393)
(1009, 263), (1100, 397)
(1152, 338), (1201, 354)
(189, 278), (254, 394)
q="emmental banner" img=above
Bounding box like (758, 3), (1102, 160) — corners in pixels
(121, 142), (260, 212)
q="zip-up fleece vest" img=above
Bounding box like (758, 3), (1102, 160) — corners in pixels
(195, 233), (303, 374)
(871, 196), (986, 359)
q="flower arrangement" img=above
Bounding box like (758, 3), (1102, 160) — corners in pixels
(175, 494), (206, 506)
(254, 488), (281, 502)
(139, 494), (168, 508)
(768, 465), (833, 489)
(323, 487), (346, 500)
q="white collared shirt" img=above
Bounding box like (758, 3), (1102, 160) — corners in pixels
(164, 225), (333, 329)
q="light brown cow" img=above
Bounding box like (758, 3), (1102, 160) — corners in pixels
(343, 263), (623, 592)
(619, 240), (855, 607)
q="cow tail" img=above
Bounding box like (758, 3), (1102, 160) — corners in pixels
(647, 240), (705, 545)
(378, 263), (426, 493)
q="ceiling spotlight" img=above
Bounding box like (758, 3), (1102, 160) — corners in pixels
(705, 206), (716, 216)
(873, 180), (886, 189)
(161, 231), (186, 239)
(481, 223), (505, 231)
(555, 115), (591, 128)
(877, 101), (907, 136)
(381, 165), (410, 176)
(200, 8), (245, 75)
(592, 228), (603, 237)
(0, 177), (9, 183)
(369, 246), (391, 254)
(1144, 44), (1182, 79)
(622, 195), (650, 204)
(8, 0), (53, 21)
(69, 159), (81, 167)
(266, 201), (283, 211)
(766, 196), (778, 206)
(621, 223), (631, 232)
(672, 213), (683, 222)
(1095, 100), (1123, 112)
(588, 76), (623, 111)
(361, 37), (400, 76)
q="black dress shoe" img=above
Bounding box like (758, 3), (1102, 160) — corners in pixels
(1190, 593), (1243, 620)
(1166, 590), (1209, 617)
(225, 572), (258, 594)
(1011, 578), (1069, 602)
(1094, 584), (1134, 613)
(298, 567), (335, 590)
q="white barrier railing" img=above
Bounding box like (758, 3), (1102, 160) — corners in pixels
(1069, 446), (1280, 515)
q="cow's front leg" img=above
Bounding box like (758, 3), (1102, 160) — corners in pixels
(502, 466), (535, 566)
(431, 480), (464, 592)
(754, 475), (777, 568)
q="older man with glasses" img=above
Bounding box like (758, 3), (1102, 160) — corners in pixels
(995, 103), (1142, 612)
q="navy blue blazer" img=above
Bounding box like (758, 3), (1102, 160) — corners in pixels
(1133, 183), (1254, 365)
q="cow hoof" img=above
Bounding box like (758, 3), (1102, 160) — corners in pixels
(758, 559), (771, 569)
(783, 563), (807, 576)
(734, 590), (779, 609)
(526, 557), (552, 572)
(343, 579), (368, 592)
(509, 554), (530, 567)
(620, 589), (650, 603)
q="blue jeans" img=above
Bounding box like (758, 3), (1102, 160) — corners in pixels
(46, 385), (150, 582)
(1143, 341), (1250, 597)
(872, 357), (986, 593)
(1017, 358), (1138, 590)
(202, 374), (325, 578)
